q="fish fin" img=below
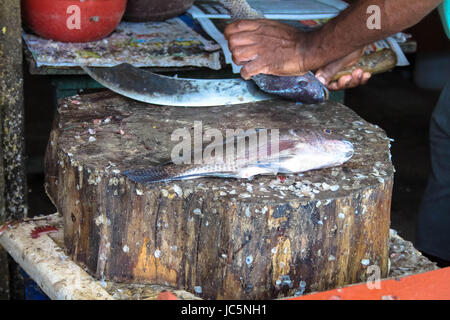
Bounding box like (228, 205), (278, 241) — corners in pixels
(170, 172), (239, 181)
(237, 162), (281, 179)
(123, 167), (172, 183)
(123, 168), (239, 184)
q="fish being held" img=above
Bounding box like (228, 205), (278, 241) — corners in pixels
(222, 0), (329, 104)
(123, 128), (354, 184)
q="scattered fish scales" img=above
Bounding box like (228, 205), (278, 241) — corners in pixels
(329, 185), (340, 192)
(361, 259), (370, 266)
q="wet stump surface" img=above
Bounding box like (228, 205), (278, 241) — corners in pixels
(45, 91), (394, 299)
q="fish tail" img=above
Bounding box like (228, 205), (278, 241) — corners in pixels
(222, 0), (263, 20)
(123, 167), (172, 183)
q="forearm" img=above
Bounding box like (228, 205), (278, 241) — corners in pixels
(305, 0), (443, 70)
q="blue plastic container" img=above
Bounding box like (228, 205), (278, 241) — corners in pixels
(21, 269), (49, 300)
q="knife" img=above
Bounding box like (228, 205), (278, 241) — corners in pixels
(82, 63), (271, 107)
(82, 48), (397, 107)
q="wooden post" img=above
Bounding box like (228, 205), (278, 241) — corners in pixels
(0, 0), (27, 299)
(46, 92), (394, 299)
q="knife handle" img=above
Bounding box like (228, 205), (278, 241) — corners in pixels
(331, 49), (398, 82)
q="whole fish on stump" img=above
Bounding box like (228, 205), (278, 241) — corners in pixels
(123, 128), (354, 183)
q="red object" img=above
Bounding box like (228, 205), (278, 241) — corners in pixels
(157, 291), (178, 300)
(21, 0), (127, 42)
(287, 267), (450, 300)
(30, 225), (58, 239)
(0, 222), (11, 235)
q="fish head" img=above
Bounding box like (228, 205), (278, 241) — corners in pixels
(287, 73), (329, 104)
(252, 72), (329, 104)
(317, 138), (354, 165)
(277, 128), (354, 172)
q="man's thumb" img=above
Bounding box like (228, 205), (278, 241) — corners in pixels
(315, 47), (366, 85)
(315, 60), (344, 86)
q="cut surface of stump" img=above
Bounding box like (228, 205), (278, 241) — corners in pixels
(45, 91), (394, 299)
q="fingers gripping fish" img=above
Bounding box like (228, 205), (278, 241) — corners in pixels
(222, 0), (329, 104)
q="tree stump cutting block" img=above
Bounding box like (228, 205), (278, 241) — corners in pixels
(45, 91), (394, 299)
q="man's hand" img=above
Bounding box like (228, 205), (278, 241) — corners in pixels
(224, 18), (371, 90)
(224, 0), (441, 83)
(224, 19), (370, 90)
(224, 19), (311, 80)
(315, 48), (371, 91)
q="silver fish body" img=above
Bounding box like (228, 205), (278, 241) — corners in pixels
(123, 128), (354, 183)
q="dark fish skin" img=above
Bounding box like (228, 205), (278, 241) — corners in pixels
(252, 72), (329, 104)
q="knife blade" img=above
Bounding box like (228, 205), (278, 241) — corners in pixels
(82, 63), (272, 107)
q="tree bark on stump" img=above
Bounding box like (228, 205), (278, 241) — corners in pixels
(45, 91), (394, 299)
